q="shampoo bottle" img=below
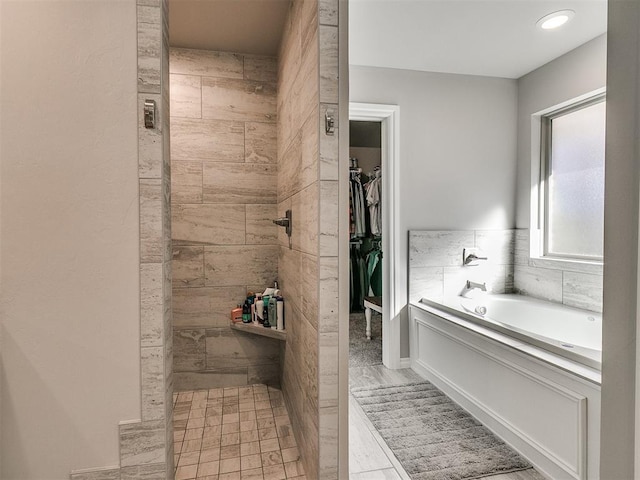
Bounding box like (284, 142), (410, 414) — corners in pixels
(263, 302), (271, 328)
(255, 295), (264, 324)
(242, 301), (251, 323)
(276, 296), (284, 330)
(268, 296), (277, 328)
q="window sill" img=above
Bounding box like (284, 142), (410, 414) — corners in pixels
(528, 256), (603, 275)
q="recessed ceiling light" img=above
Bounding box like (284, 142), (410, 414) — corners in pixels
(537, 10), (575, 30)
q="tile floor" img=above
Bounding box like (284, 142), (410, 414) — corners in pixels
(173, 384), (306, 480)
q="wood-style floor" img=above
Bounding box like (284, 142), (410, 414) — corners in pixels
(348, 365), (548, 480)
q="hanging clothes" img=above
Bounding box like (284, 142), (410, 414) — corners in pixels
(366, 244), (382, 297)
(350, 169), (366, 237)
(364, 169), (382, 236)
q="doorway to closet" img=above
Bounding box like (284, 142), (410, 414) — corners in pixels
(349, 120), (383, 368)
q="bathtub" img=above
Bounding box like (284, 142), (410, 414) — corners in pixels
(421, 294), (602, 370)
(410, 295), (601, 480)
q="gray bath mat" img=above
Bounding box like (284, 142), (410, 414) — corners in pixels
(349, 311), (382, 367)
(351, 381), (532, 480)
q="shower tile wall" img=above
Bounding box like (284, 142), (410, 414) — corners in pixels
(170, 48), (281, 391)
(276, 0), (321, 477)
(514, 229), (603, 312)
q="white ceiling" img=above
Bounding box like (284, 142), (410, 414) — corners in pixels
(169, 0), (290, 56)
(349, 0), (608, 79)
(168, 0), (607, 78)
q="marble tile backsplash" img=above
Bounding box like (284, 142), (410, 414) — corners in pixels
(408, 230), (515, 304)
(170, 47), (280, 391)
(514, 230), (603, 313)
(408, 229), (603, 314)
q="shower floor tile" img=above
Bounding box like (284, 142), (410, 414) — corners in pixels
(173, 385), (306, 480)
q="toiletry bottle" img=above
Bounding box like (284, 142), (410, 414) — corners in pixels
(242, 301), (251, 323)
(263, 302), (271, 328)
(255, 295), (264, 324)
(268, 296), (277, 328)
(231, 304), (243, 323)
(276, 296), (284, 330)
(247, 293), (255, 323)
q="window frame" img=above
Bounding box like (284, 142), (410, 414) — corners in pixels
(538, 92), (606, 263)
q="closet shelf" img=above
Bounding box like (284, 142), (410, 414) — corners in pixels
(230, 322), (287, 341)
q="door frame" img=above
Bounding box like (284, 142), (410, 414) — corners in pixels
(349, 102), (401, 368)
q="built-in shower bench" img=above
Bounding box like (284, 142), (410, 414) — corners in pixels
(230, 322), (287, 341)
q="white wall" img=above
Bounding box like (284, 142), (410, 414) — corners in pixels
(515, 34), (607, 228)
(0, 1), (140, 478)
(350, 66), (518, 356)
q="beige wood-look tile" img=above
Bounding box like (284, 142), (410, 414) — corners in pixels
(241, 429), (260, 444)
(319, 103), (339, 180)
(203, 163), (277, 204)
(197, 460), (220, 478)
(200, 447), (221, 463)
(276, 434), (297, 449)
(319, 0), (338, 25)
(220, 457), (241, 474)
(241, 441), (261, 457)
(244, 55), (277, 83)
(222, 423), (241, 435)
(319, 25), (338, 103)
(140, 346), (165, 421)
(262, 464), (285, 480)
(172, 204), (245, 245)
(241, 454), (263, 471)
(280, 447), (299, 464)
(245, 122), (277, 164)
(299, 0), (318, 54)
(179, 451), (202, 466)
(240, 410), (257, 422)
(202, 77), (276, 122)
(176, 464), (198, 480)
(259, 438), (280, 453)
(300, 253), (319, 328)
(246, 205), (278, 245)
(297, 42), (318, 130)
(283, 460), (305, 478)
(319, 180), (338, 257)
(291, 183), (319, 256)
(171, 74), (202, 118)
(300, 107), (319, 188)
(140, 263), (163, 348)
(172, 246), (204, 287)
(219, 472), (241, 480)
(221, 444), (241, 460)
(204, 245), (279, 287)
(171, 118), (244, 162)
(173, 286), (246, 328)
(138, 14), (161, 93)
(260, 450), (282, 467)
(170, 48), (243, 78)
(172, 160), (203, 203)
(241, 467), (264, 480)
(277, 132), (302, 201)
(140, 179), (163, 263)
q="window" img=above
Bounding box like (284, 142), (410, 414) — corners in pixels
(540, 95), (606, 261)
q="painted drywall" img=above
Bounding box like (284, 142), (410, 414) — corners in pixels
(515, 34), (607, 228)
(350, 66), (518, 356)
(0, 1), (140, 477)
(600, 2), (639, 477)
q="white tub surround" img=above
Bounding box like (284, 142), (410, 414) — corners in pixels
(410, 300), (600, 480)
(422, 294), (601, 370)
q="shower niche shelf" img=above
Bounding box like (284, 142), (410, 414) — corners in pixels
(230, 322), (287, 341)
